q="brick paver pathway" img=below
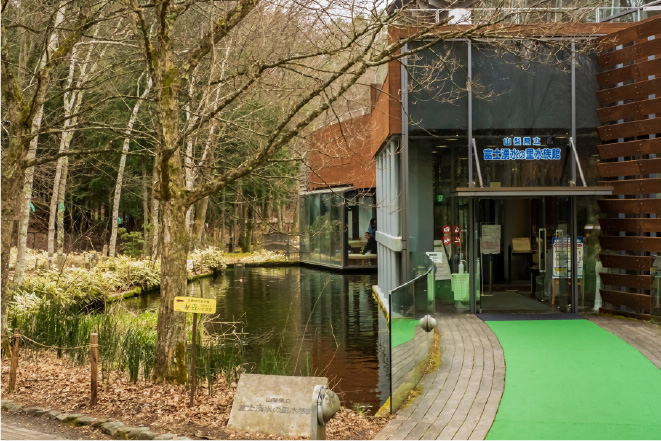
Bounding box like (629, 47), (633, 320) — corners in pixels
(376, 314), (505, 440)
(586, 313), (661, 369)
(1, 423), (56, 440)
(378, 312), (661, 440)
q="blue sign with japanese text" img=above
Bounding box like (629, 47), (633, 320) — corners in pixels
(483, 137), (561, 161)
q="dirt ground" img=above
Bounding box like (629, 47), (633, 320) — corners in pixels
(1, 351), (390, 440)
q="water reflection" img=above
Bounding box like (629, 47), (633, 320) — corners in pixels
(125, 266), (389, 412)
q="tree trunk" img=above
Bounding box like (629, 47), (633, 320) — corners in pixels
(277, 204), (284, 233)
(191, 197), (209, 249)
(152, 161), (189, 383)
(15, 113), (42, 282)
(242, 203), (253, 253)
(48, 126), (75, 267)
(142, 158), (150, 255)
(56, 158), (69, 266)
(13, 4), (66, 284)
(150, 157), (161, 259)
(183, 70), (200, 234)
(109, 76), (152, 257)
(291, 198), (299, 234)
(151, 7), (190, 382)
(48, 156), (66, 267)
(0, 138), (25, 353)
(220, 190), (226, 248)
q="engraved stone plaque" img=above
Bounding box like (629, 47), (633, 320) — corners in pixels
(227, 374), (329, 437)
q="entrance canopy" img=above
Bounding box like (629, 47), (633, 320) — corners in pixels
(452, 186), (613, 198)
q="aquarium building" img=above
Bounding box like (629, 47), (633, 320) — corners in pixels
(304, 7), (661, 321)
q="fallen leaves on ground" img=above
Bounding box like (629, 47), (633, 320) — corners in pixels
(1, 351), (390, 440)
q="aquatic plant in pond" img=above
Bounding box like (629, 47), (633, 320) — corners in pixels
(256, 347), (312, 377)
(193, 338), (243, 393)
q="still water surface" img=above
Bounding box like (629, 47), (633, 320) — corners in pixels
(125, 266), (389, 412)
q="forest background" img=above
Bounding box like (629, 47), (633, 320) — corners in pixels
(1, 0), (628, 379)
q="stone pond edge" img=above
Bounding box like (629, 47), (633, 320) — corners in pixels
(1, 399), (190, 440)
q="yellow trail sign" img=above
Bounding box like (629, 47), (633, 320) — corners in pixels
(173, 296), (216, 314)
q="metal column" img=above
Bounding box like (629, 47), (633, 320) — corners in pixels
(570, 196), (578, 313)
(469, 198), (477, 314)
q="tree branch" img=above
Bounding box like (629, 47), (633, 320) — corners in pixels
(180, 0), (260, 82)
(24, 148), (142, 169)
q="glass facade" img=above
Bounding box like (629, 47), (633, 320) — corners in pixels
(300, 188), (376, 269)
(402, 40), (605, 314)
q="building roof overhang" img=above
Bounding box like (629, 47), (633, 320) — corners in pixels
(452, 186), (614, 198)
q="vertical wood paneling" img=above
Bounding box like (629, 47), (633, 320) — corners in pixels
(596, 16), (661, 319)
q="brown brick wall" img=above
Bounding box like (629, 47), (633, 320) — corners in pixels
(308, 114), (376, 190)
(308, 61), (403, 190)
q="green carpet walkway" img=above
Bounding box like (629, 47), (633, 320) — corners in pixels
(485, 319), (661, 440)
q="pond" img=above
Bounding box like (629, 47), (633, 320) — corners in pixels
(125, 265), (389, 413)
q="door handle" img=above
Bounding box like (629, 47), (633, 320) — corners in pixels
(539, 228), (546, 273)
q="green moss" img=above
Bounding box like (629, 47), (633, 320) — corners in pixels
(162, 67), (178, 89)
(172, 340), (188, 384)
(375, 398), (390, 417)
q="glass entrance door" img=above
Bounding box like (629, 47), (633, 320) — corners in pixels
(474, 196), (574, 313)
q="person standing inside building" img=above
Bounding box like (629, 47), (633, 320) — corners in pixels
(363, 231), (377, 255)
(368, 218), (377, 236)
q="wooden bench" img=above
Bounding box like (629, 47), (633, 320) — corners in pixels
(348, 254), (377, 266)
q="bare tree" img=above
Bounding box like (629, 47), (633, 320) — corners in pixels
(1, 0), (101, 351)
(109, 74), (153, 257)
(13, 1), (67, 285)
(126, 0), (526, 382)
(1, 0), (603, 370)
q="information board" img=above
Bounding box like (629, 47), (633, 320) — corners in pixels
(552, 236), (583, 279)
(480, 225), (501, 254)
(173, 296), (217, 314)
(426, 251), (451, 280)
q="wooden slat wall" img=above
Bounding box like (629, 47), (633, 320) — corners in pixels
(596, 16), (661, 318)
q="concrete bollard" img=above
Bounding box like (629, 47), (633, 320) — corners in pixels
(310, 385), (340, 440)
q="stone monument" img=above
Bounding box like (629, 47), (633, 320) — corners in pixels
(228, 374), (329, 438)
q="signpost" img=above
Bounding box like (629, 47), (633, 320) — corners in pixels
(173, 296), (217, 313)
(174, 287), (216, 407)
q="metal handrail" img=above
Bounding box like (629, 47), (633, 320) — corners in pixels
(397, 6), (655, 24)
(389, 254), (434, 295)
(599, 0), (661, 22)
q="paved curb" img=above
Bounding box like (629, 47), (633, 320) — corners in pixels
(1, 400), (190, 440)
